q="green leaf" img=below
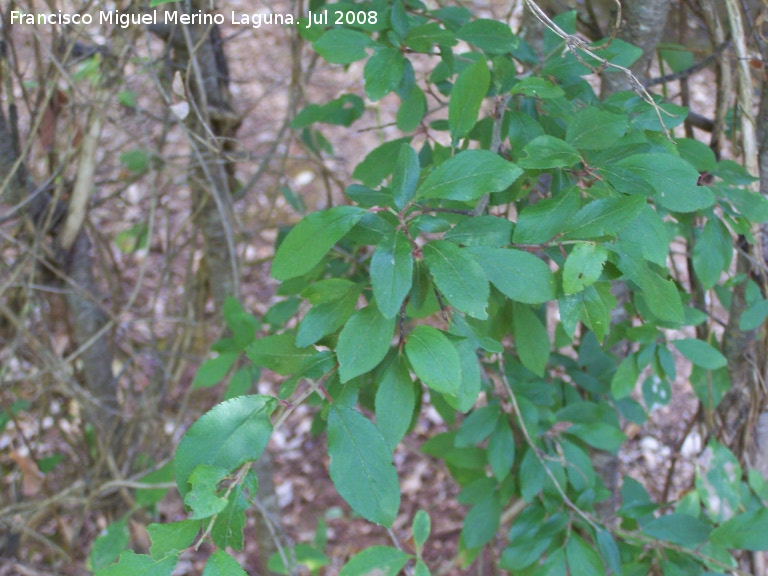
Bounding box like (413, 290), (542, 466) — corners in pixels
(365, 48), (406, 101)
(337, 306), (395, 382)
(193, 353), (238, 389)
(375, 355), (416, 452)
(397, 86), (427, 132)
(513, 186), (580, 244)
(563, 243), (608, 295)
(313, 29), (373, 64)
(562, 195), (645, 240)
(268, 543), (330, 574)
(89, 517), (130, 571)
(449, 58), (490, 143)
(513, 302), (549, 376)
(740, 299), (768, 331)
(488, 419), (515, 481)
(642, 513), (712, 546)
(405, 326), (462, 396)
(617, 153), (714, 212)
(202, 550), (248, 576)
(371, 232), (414, 319)
(246, 333), (315, 375)
(416, 150), (522, 202)
(596, 529), (622, 575)
(120, 149), (151, 173)
(328, 406), (401, 527)
(692, 219), (732, 289)
(518, 135), (581, 169)
(413, 510), (431, 551)
(184, 465), (229, 519)
(581, 284), (613, 342)
(620, 204), (669, 267)
(468, 246), (556, 304)
(710, 509), (768, 550)
(673, 338), (727, 370)
(211, 486), (248, 550)
(616, 253), (683, 324)
(443, 216), (513, 246)
(223, 297), (260, 349)
(509, 76), (564, 99)
(272, 206), (366, 280)
(95, 550), (178, 576)
(423, 241), (489, 319)
(175, 395), (276, 499)
(566, 108), (627, 150)
(456, 19), (519, 54)
(456, 405), (500, 447)
(147, 520), (200, 560)
(296, 285), (362, 347)
(405, 22), (456, 53)
(566, 534), (604, 574)
(391, 144), (420, 210)
(462, 492), (501, 549)
(292, 94), (365, 129)
(567, 422), (626, 453)
(696, 441), (741, 523)
(611, 354), (638, 399)
(353, 138), (412, 187)
(338, 546), (411, 576)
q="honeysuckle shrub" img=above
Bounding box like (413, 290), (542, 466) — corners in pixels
(95, 1), (768, 574)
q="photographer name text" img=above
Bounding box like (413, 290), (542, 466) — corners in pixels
(10, 9), (379, 29)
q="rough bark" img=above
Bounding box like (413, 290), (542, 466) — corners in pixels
(601, 0), (672, 96)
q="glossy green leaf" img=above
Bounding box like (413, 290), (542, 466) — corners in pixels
(193, 353), (238, 389)
(337, 306), (395, 382)
(423, 241), (489, 319)
(184, 465), (229, 519)
(509, 76), (564, 99)
(456, 405), (499, 447)
(272, 206), (366, 280)
(456, 19), (519, 54)
(371, 232), (414, 319)
(468, 246), (556, 304)
(391, 144), (420, 210)
(416, 150), (522, 202)
(338, 546), (411, 576)
(405, 23), (457, 53)
(513, 302), (549, 376)
(513, 186), (580, 244)
(740, 299), (768, 331)
(175, 395), (276, 499)
(563, 243), (608, 295)
(449, 58), (490, 142)
(375, 356), (416, 452)
(617, 253), (684, 324)
(673, 338), (727, 370)
(365, 48), (406, 101)
(313, 29), (373, 64)
(405, 326), (462, 396)
(518, 135), (581, 169)
(211, 486), (248, 550)
(328, 406), (401, 527)
(617, 153), (714, 212)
